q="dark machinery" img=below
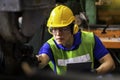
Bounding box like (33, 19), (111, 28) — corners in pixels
(0, 0), (56, 75)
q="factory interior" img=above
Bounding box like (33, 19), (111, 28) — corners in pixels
(0, 0), (120, 80)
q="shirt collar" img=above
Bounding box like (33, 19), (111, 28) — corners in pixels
(54, 32), (81, 50)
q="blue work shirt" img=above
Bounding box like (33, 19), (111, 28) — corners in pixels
(38, 31), (109, 70)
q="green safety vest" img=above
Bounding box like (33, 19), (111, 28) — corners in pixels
(47, 31), (95, 75)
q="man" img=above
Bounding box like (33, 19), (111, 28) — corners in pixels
(37, 4), (115, 75)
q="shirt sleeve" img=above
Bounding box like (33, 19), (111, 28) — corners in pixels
(38, 42), (54, 61)
(93, 35), (109, 60)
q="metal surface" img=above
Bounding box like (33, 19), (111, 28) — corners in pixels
(22, 0), (55, 10)
(84, 26), (120, 48)
(0, 0), (21, 11)
(0, 0), (55, 43)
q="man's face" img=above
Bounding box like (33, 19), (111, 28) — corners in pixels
(50, 26), (73, 46)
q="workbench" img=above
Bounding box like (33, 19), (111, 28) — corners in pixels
(84, 27), (120, 48)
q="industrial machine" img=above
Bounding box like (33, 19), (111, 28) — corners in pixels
(0, 0), (120, 79)
(0, 0), (56, 76)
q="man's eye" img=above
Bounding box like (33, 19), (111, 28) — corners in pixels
(52, 28), (57, 31)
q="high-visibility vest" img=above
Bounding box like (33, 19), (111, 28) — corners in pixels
(47, 31), (95, 75)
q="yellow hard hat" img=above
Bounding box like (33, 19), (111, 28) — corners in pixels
(47, 5), (75, 27)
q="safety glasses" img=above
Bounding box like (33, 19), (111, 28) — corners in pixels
(49, 26), (71, 34)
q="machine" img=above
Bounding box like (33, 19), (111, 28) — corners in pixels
(0, 0), (56, 76)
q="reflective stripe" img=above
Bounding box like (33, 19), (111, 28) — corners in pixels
(58, 54), (90, 66)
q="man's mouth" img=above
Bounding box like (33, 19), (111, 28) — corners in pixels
(56, 38), (64, 42)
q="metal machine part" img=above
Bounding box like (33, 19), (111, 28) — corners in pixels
(0, 0), (55, 43)
(0, 0), (21, 11)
